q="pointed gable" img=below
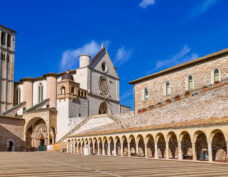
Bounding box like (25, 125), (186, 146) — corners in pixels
(89, 48), (119, 79)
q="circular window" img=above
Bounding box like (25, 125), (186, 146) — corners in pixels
(101, 62), (107, 72)
(99, 77), (109, 94)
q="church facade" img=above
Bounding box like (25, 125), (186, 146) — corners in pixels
(0, 25), (130, 151)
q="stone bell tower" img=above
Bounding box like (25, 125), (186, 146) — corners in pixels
(0, 25), (16, 113)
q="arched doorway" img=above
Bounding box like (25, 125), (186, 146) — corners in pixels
(25, 118), (48, 151)
(98, 102), (111, 114)
(146, 134), (155, 158)
(195, 131), (208, 160)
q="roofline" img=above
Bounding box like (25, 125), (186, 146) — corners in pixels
(70, 116), (228, 138)
(129, 48), (228, 85)
(0, 25), (17, 33)
(16, 70), (76, 83)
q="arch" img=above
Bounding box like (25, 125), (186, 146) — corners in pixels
(103, 137), (108, 155)
(93, 137), (98, 154)
(6, 139), (15, 152)
(122, 135), (128, 156)
(179, 131), (192, 160)
(194, 131), (208, 160)
(108, 136), (114, 155)
(98, 102), (111, 114)
(129, 135), (136, 156)
(25, 117), (47, 151)
(146, 134), (155, 158)
(115, 136), (121, 156)
(98, 137), (102, 155)
(137, 134), (145, 157)
(156, 133), (166, 158)
(210, 129), (227, 161)
(61, 86), (65, 95)
(167, 131), (178, 159)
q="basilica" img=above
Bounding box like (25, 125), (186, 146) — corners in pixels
(1, 25), (228, 163)
(0, 25), (130, 151)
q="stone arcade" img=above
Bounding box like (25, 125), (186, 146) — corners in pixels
(67, 49), (228, 163)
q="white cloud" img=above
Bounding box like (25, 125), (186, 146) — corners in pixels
(190, 0), (219, 18)
(60, 41), (102, 71)
(139, 0), (155, 8)
(114, 47), (132, 66)
(120, 88), (133, 100)
(147, 45), (198, 74)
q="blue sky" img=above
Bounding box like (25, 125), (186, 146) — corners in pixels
(1, 0), (228, 109)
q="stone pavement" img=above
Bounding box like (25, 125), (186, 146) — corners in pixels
(0, 152), (228, 176)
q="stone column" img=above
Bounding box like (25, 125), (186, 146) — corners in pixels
(67, 142), (69, 153)
(178, 142), (183, 160)
(165, 142), (169, 159)
(74, 142), (76, 154)
(155, 143), (158, 159)
(120, 142), (123, 157)
(136, 144), (139, 156)
(93, 143), (95, 154)
(114, 141), (117, 156)
(102, 143), (105, 155)
(145, 143), (148, 158)
(208, 141), (213, 162)
(98, 143), (100, 155)
(192, 143), (197, 161)
(128, 142), (131, 157)
(108, 142), (111, 155)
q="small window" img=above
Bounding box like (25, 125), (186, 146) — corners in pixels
(1, 32), (5, 45)
(214, 68), (220, 83)
(188, 75), (193, 90)
(16, 88), (21, 105)
(101, 62), (107, 72)
(7, 34), (11, 47)
(61, 86), (65, 95)
(38, 83), (43, 103)
(166, 82), (170, 95)
(144, 87), (148, 100)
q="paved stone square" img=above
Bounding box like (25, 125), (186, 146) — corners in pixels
(0, 152), (228, 177)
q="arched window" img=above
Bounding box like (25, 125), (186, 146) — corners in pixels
(16, 88), (21, 105)
(188, 75), (193, 90)
(61, 86), (65, 95)
(1, 32), (5, 45)
(38, 83), (43, 103)
(166, 82), (170, 95)
(7, 34), (11, 47)
(144, 87), (148, 100)
(214, 68), (220, 83)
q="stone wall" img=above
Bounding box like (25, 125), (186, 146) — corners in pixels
(0, 116), (24, 151)
(121, 83), (228, 128)
(134, 54), (228, 113)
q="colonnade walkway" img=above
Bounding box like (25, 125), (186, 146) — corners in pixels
(68, 117), (228, 163)
(1, 152), (228, 176)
